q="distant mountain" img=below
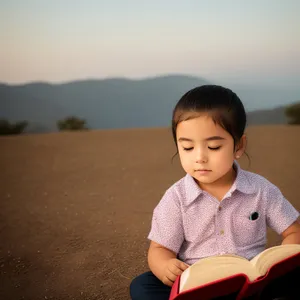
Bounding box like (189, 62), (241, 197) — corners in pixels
(247, 106), (288, 125)
(0, 75), (299, 133)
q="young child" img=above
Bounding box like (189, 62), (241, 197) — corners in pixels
(130, 85), (300, 300)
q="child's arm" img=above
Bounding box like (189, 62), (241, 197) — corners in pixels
(266, 183), (300, 244)
(281, 219), (300, 245)
(148, 241), (189, 287)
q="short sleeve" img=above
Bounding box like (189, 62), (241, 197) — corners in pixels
(266, 184), (299, 234)
(148, 188), (184, 254)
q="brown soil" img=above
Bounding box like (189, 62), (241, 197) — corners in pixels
(1, 125), (299, 300)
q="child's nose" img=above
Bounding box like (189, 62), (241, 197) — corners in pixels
(195, 151), (208, 163)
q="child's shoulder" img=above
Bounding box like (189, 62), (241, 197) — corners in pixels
(165, 175), (187, 197)
(161, 174), (201, 206)
(158, 175), (190, 204)
(240, 168), (280, 193)
(242, 168), (269, 183)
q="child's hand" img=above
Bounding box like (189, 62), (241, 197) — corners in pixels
(162, 258), (189, 287)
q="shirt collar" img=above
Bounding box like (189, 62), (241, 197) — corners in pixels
(184, 161), (255, 206)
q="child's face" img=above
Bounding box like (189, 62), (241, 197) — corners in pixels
(176, 115), (242, 187)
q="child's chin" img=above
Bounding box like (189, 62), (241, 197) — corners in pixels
(193, 176), (215, 184)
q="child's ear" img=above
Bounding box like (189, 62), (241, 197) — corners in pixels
(235, 135), (247, 159)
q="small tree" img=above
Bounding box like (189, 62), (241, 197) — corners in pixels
(57, 116), (88, 131)
(0, 119), (28, 135)
(285, 102), (300, 125)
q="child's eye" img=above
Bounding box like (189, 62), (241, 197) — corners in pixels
(208, 146), (221, 151)
(183, 147), (193, 151)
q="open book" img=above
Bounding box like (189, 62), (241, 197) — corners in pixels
(170, 244), (300, 300)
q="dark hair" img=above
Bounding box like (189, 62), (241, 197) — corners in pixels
(172, 85), (247, 148)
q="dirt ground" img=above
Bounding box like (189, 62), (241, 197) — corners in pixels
(1, 125), (299, 300)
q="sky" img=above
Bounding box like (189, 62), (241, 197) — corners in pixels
(1, 0), (300, 85)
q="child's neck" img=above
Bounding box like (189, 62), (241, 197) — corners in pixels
(196, 166), (237, 201)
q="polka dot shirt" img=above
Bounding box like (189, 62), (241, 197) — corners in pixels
(148, 162), (299, 265)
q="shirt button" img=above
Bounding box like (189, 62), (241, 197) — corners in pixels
(218, 206), (222, 211)
(220, 230), (224, 235)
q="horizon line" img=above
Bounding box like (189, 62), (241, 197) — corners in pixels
(0, 73), (206, 86)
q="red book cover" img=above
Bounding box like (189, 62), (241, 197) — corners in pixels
(169, 252), (300, 300)
(237, 252), (300, 299)
(169, 273), (246, 300)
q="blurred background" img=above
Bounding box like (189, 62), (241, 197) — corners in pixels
(1, 0), (300, 134)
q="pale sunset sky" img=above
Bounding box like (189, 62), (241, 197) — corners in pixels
(1, 0), (299, 85)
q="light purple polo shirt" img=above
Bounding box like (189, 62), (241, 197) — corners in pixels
(148, 162), (299, 265)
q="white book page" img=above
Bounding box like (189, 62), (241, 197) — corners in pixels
(179, 255), (259, 293)
(250, 244), (300, 276)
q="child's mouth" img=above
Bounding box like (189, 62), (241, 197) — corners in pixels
(195, 169), (211, 174)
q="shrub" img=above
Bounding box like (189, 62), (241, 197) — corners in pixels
(285, 102), (300, 125)
(57, 116), (88, 131)
(0, 119), (28, 135)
